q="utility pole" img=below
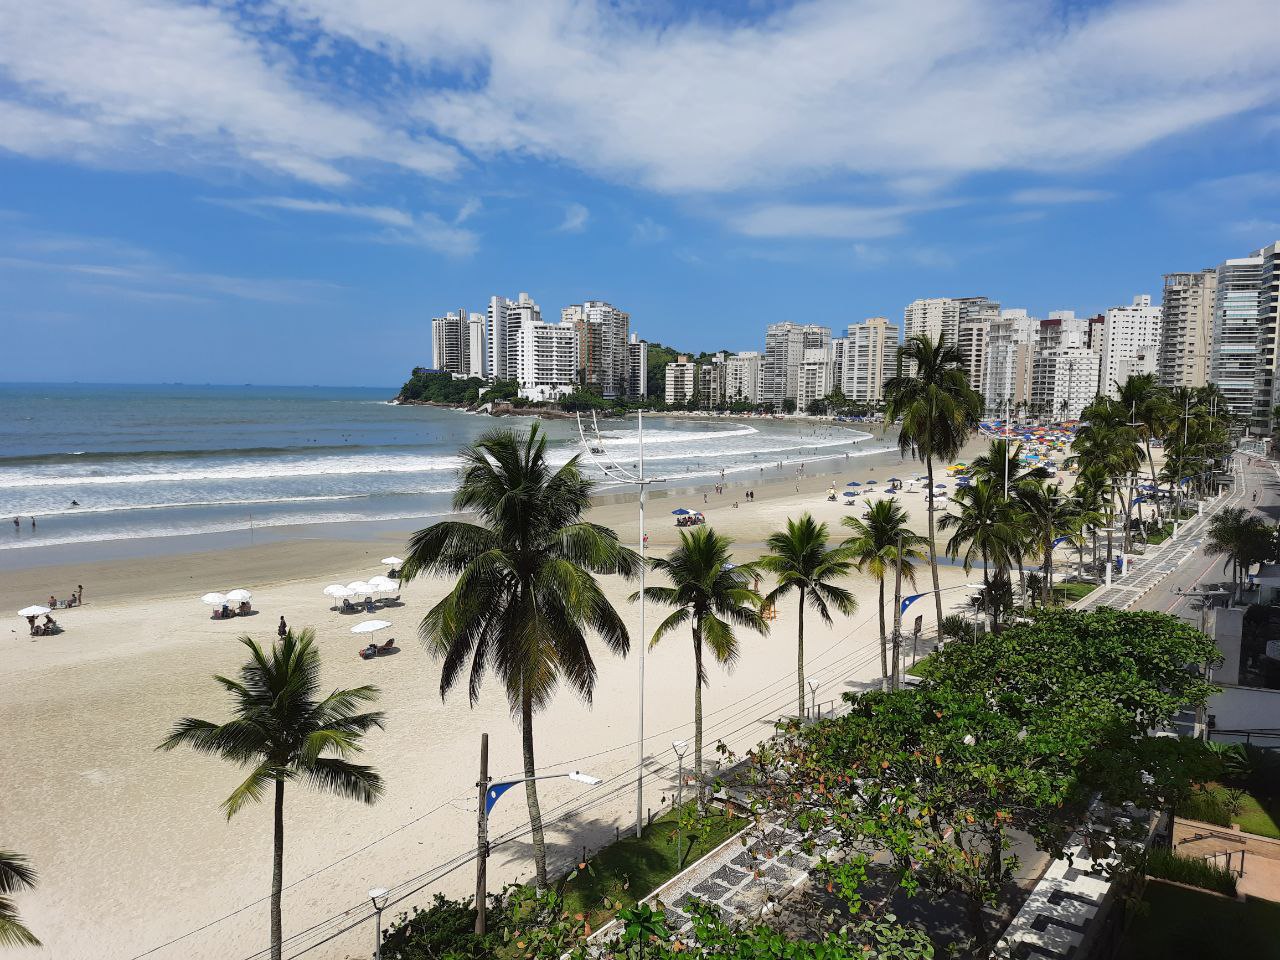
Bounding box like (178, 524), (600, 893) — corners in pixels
(474, 732), (489, 936)
(891, 532), (904, 691)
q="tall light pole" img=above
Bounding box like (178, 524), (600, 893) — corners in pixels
(473, 731), (601, 935)
(577, 411), (664, 839)
(672, 740), (689, 808)
(806, 678), (820, 719)
(368, 887), (389, 960)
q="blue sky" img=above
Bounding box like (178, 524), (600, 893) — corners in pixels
(0, 0), (1278, 387)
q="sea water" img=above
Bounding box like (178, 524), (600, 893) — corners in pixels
(0, 383), (887, 554)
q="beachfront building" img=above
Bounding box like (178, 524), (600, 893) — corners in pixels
(761, 322), (831, 411)
(626, 333), (648, 399)
(486, 292), (542, 382)
(698, 353), (727, 408)
(665, 356), (698, 405)
(564, 300), (631, 398)
(431, 308), (472, 377)
(1158, 269), (1217, 389)
(902, 296), (997, 388)
(483, 292), (582, 400)
(1249, 242), (1280, 434)
(982, 309), (1038, 415)
(467, 313), (486, 378)
(724, 351), (761, 404)
(796, 345), (835, 412)
(1097, 295), (1162, 397)
(832, 317), (897, 403)
(1211, 252), (1266, 423)
(1031, 346), (1101, 421)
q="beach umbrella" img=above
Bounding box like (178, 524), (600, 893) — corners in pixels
(200, 592), (227, 606)
(865, 479), (877, 484)
(672, 508), (691, 515)
(888, 477), (901, 482)
(323, 584), (355, 599)
(843, 490), (857, 496)
(224, 588), (252, 603)
(346, 580), (374, 595)
(351, 620), (391, 634)
(380, 556), (403, 566)
(846, 481), (862, 487)
(18, 605), (51, 618)
(368, 576), (400, 593)
(935, 483), (947, 489)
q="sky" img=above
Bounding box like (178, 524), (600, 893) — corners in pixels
(0, 0), (1278, 387)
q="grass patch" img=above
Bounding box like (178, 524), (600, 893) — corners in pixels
(559, 802), (744, 928)
(1118, 882), (1280, 960)
(906, 654), (934, 678)
(1053, 581), (1097, 604)
(1178, 785), (1280, 839)
(1146, 523), (1174, 545)
(1144, 848), (1237, 896)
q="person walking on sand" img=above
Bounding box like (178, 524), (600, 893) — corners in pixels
(77, 585), (84, 604)
(278, 615), (288, 638)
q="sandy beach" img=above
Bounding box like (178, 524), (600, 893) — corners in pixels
(0, 433), (1002, 960)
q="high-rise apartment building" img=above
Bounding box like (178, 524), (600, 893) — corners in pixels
(467, 313), (486, 378)
(795, 346), (834, 412)
(1211, 253), (1266, 421)
(982, 309), (1038, 414)
(483, 292), (579, 399)
(902, 296), (997, 387)
(761, 322), (830, 410)
(563, 300), (630, 398)
(724, 352), (761, 404)
(1250, 242), (1280, 434)
(1031, 347), (1100, 421)
(1097, 295), (1162, 397)
(698, 353), (727, 408)
(626, 334), (648, 399)
(664, 356), (698, 405)
(833, 317), (898, 403)
(431, 308), (471, 376)
(486, 293), (543, 381)
(1158, 270), (1216, 389)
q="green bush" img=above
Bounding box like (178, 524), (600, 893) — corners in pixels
(1145, 848), (1238, 897)
(1177, 787), (1233, 827)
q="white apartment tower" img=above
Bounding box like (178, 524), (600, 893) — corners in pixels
(1031, 347), (1100, 421)
(698, 353), (727, 408)
(431, 308), (470, 376)
(486, 293), (543, 381)
(1211, 253), (1266, 421)
(761, 322), (831, 410)
(626, 334), (648, 399)
(902, 296), (997, 388)
(1098, 295), (1162, 397)
(724, 352), (762, 404)
(833, 317), (898, 403)
(1250, 242), (1280, 433)
(467, 313), (486, 378)
(795, 345), (835, 412)
(664, 356), (698, 405)
(982, 309), (1038, 414)
(1158, 270), (1216, 390)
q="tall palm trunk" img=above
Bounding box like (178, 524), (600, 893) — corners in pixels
(692, 622), (705, 809)
(878, 576), (888, 691)
(271, 778), (284, 960)
(1042, 541), (1053, 606)
(926, 455), (943, 630)
(1145, 439), (1163, 526)
(522, 691), (548, 890)
(796, 587), (806, 718)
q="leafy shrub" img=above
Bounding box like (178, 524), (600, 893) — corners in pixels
(1177, 787), (1233, 827)
(1145, 848), (1238, 897)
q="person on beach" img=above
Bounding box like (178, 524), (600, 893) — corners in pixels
(49, 595), (57, 609)
(12, 517), (18, 531)
(77, 585), (83, 604)
(26, 615), (37, 635)
(278, 616), (288, 638)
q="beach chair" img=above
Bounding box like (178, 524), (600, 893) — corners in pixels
(378, 638), (395, 654)
(341, 598), (357, 613)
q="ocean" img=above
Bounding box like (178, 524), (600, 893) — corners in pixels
(0, 383), (886, 556)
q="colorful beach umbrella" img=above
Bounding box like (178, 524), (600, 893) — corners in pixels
(672, 508), (692, 515)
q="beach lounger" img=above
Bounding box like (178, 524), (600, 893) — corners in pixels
(341, 598), (357, 613)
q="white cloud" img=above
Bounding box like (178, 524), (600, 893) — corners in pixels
(238, 197), (416, 227)
(732, 203), (928, 240)
(557, 202), (590, 233)
(632, 217), (668, 243)
(454, 198), (482, 224)
(1010, 188), (1113, 205)
(0, 0), (460, 184)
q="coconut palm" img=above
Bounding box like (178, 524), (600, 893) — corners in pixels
(884, 334), (982, 630)
(841, 499), (927, 689)
(1116, 374), (1172, 523)
(638, 527), (767, 806)
(1206, 507), (1272, 601)
(1072, 400), (1143, 553)
(1022, 483), (1082, 605)
(400, 424), (639, 889)
(0, 851), (38, 948)
(159, 631), (384, 960)
(939, 479), (1025, 631)
(755, 514), (856, 716)
(967, 438), (1050, 495)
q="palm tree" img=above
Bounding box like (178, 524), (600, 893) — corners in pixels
(0, 851), (38, 948)
(1206, 507), (1272, 601)
(639, 527), (767, 806)
(755, 514), (856, 716)
(939, 479), (1024, 631)
(884, 334), (982, 630)
(400, 424), (639, 889)
(1022, 483), (1082, 605)
(841, 499), (927, 688)
(159, 631), (384, 960)
(1115, 375), (1171, 526)
(1072, 400), (1143, 554)
(968, 438), (1050, 495)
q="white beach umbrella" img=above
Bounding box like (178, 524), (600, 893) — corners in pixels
(380, 556), (403, 566)
(351, 620), (391, 634)
(368, 576), (399, 593)
(224, 589), (253, 603)
(18, 605), (51, 618)
(201, 592), (227, 606)
(323, 584), (355, 599)
(346, 581), (374, 595)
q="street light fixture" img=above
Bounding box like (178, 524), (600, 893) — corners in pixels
(806, 678), (820, 719)
(368, 887), (389, 960)
(473, 731), (601, 935)
(671, 740), (690, 807)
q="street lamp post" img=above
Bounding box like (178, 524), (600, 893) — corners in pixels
(1172, 587), (1230, 740)
(368, 887), (389, 960)
(806, 678), (820, 719)
(473, 731), (601, 935)
(672, 740), (689, 808)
